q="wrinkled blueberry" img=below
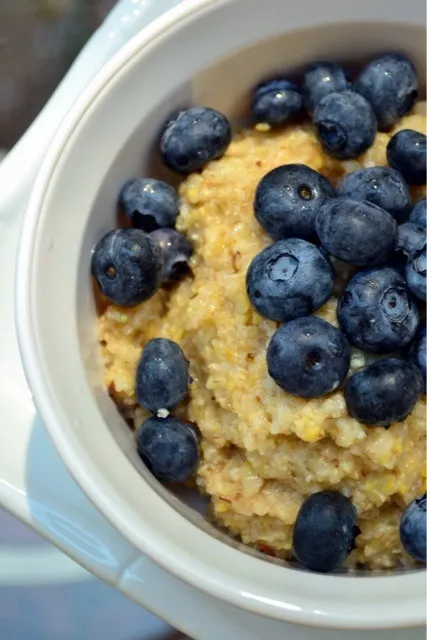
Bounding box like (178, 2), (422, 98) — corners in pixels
(246, 239), (334, 322)
(344, 358), (423, 427)
(150, 228), (193, 283)
(387, 129), (427, 186)
(400, 494), (426, 563)
(406, 247), (426, 301)
(267, 317), (350, 398)
(354, 53), (418, 131)
(302, 61), (351, 114)
(395, 223), (426, 263)
(292, 490), (359, 573)
(251, 78), (302, 125)
(337, 267), (419, 354)
(160, 106), (231, 173)
(136, 338), (190, 413)
(119, 178), (179, 232)
(313, 91), (376, 159)
(315, 197), (396, 266)
(338, 166), (411, 223)
(254, 164), (335, 241)
(91, 229), (161, 307)
(408, 324), (426, 386)
(137, 415), (199, 483)
(409, 198), (427, 228)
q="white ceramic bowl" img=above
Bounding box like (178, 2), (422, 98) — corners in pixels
(16, 0), (427, 630)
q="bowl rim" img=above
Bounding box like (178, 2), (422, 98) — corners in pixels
(15, 0), (426, 629)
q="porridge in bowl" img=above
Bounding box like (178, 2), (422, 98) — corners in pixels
(94, 54), (427, 573)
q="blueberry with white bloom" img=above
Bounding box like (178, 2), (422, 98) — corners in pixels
(354, 53), (418, 131)
(315, 197), (396, 266)
(303, 61), (351, 113)
(292, 490), (360, 572)
(91, 228), (162, 307)
(119, 178), (179, 232)
(246, 239), (334, 322)
(136, 338), (190, 413)
(337, 267), (419, 354)
(254, 164), (335, 242)
(400, 494), (426, 564)
(252, 78), (302, 125)
(344, 358), (423, 427)
(313, 91), (377, 159)
(267, 317), (350, 398)
(338, 166), (411, 223)
(137, 416), (199, 483)
(387, 129), (426, 186)
(160, 106), (232, 173)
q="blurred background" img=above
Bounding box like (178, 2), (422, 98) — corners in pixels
(0, 2), (187, 638)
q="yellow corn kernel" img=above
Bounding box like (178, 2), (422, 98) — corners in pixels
(255, 123), (271, 133)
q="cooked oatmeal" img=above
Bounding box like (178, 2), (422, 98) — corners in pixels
(99, 105), (427, 570)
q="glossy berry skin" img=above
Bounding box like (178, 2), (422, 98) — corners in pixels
(267, 317), (350, 398)
(400, 494), (426, 563)
(406, 247), (426, 301)
(337, 166), (411, 223)
(150, 228), (193, 283)
(409, 198), (427, 228)
(292, 490), (359, 573)
(337, 267), (419, 354)
(302, 61), (351, 113)
(160, 106), (232, 173)
(137, 416), (199, 483)
(313, 91), (376, 159)
(408, 324), (426, 386)
(119, 178), (179, 232)
(91, 229), (162, 307)
(387, 129), (427, 185)
(254, 164), (335, 241)
(354, 53), (418, 131)
(251, 78), (302, 125)
(315, 197), (396, 266)
(136, 338), (190, 413)
(246, 239), (334, 322)
(344, 358), (423, 427)
(395, 223), (426, 265)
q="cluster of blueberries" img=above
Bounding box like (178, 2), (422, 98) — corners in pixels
(91, 53), (426, 573)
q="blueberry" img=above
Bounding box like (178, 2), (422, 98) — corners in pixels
(246, 239), (334, 322)
(315, 197), (396, 266)
(160, 106), (231, 173)
(254, 164), (335, 241)
(313, 91), (376, 159)
(406, 247), (426, 301)
(150, 228), (193, 284)
(337, 267), (419, 354)
(302, 61), (351, 113)
(267, 317), (350, 398)
(344, 358), (423, 427)
(292, 490), (359, 573)
(354, 53), (418, 131)
(387, 130), (427, 186)
(400, 494), (426, 563)
(408, 324), (426, 385)
(251, 78), (302, 125)
(337, 166), (411, 223)
(409, 199), (427, 228)
(136, 416), (199, 483)
(395, 223), (426, 263)
(91, 229), (161, 307)
(136, 338), (190, 413)
(118, 178), (179, 232)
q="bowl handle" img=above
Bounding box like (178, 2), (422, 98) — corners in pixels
(0, 0), (183, 213)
